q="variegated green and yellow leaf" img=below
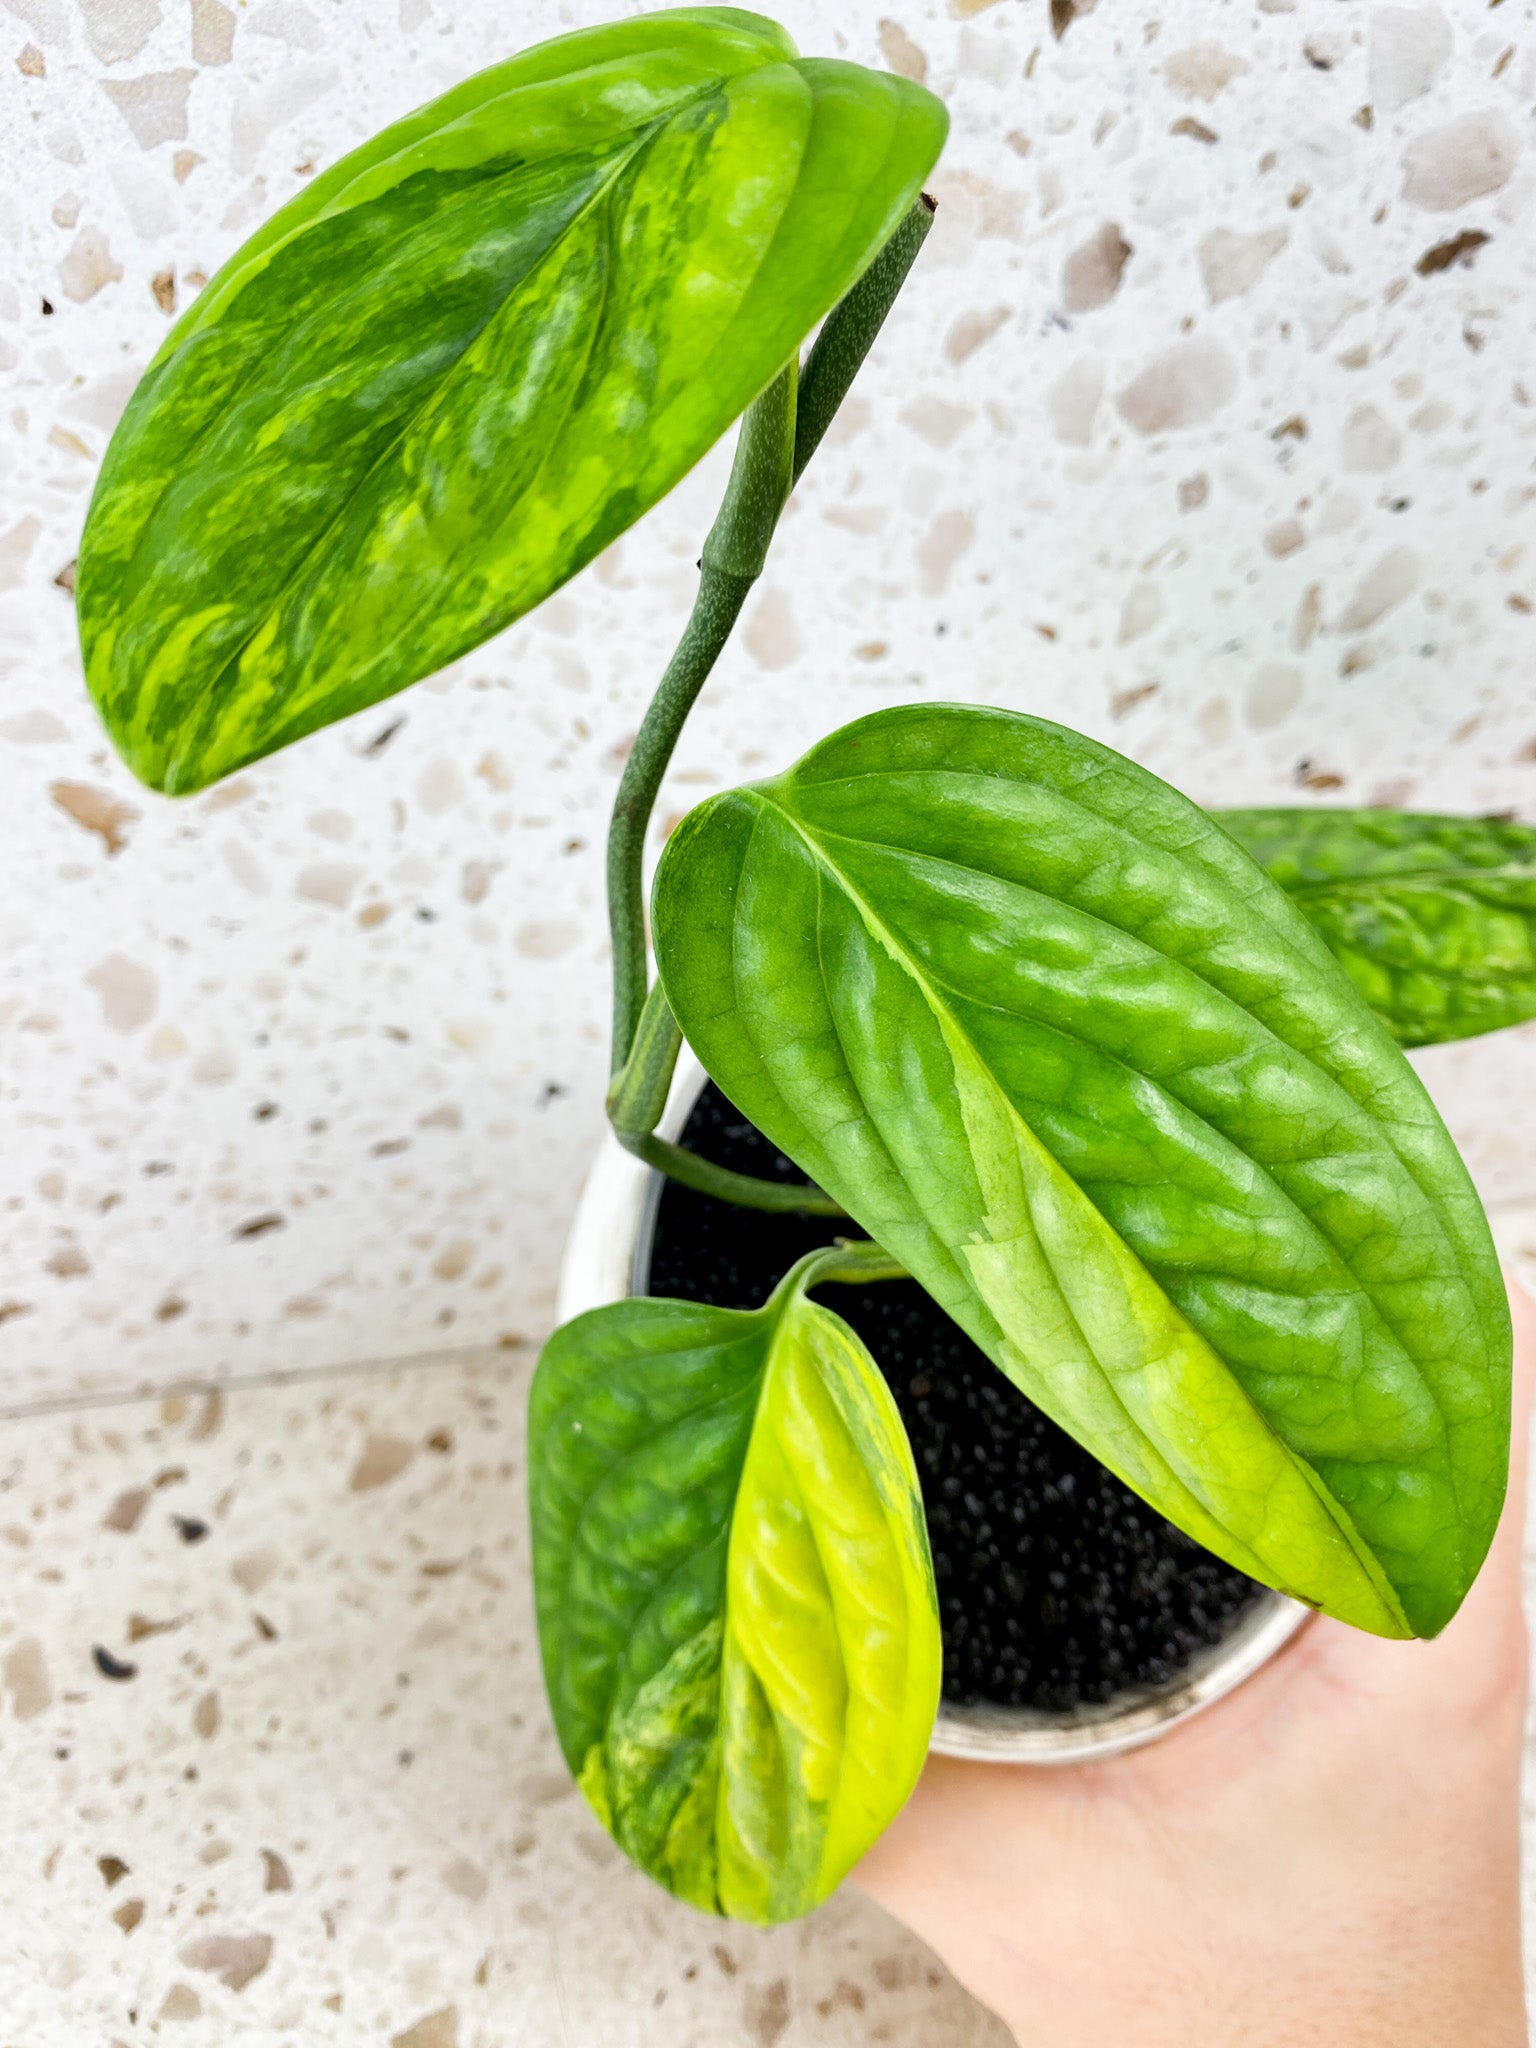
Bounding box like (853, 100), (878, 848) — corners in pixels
(528, 1255), (940, 1923)
(78, 9), (946, 792)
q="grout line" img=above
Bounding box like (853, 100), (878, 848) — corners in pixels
(0, 1331), (540, 1425)
(5, 1197), (1536, 1426)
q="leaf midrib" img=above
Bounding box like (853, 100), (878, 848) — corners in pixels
(565, 1288), (868, 1916)
(114, 136), (631, 632)
(127, 32), (788, 576)
(155, 55), (847, 786)
(550, 1287), (852, 1916)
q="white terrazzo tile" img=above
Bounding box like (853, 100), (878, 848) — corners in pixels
(2, 0), (1535, 1406)
(3, 0), (1534, 2030)
(0, 1226), (1530, 2039)
(0, 1342), (1009, 2045)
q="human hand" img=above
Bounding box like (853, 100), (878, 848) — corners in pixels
(857, 1273), (1534, 2048)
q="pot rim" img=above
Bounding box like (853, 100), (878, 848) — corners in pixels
(558, 1050), (1312, 1767)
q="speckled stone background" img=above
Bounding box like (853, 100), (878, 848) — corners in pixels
(3, 1), (1536, 2040)
(0, 1230), (1530, 2043)
(0, 1347), (1021, 2043)
(2, 0), (1535, 1408)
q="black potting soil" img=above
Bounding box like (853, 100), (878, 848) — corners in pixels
(647, 1082), (1266, 1714)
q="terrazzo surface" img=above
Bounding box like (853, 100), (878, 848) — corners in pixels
(2, 1207), (1534, 2044)
(0, 1341), (1010, 2045)
(4, 0), (1536, 2031)
(3, 0), (1536, 1408)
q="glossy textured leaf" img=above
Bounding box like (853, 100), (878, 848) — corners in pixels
(1217, 807), (1536, 1048)
(653, 705), (1512, 1640)
(78, 9), (947, 794)
(528, 1259), (940, 1923)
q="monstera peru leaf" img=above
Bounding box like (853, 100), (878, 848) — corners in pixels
(77, 8), (946, 794)
(653, 705), (1513, 1641)
(1216, 807), (1536, 1049)
(528, 1251), (940, 1923)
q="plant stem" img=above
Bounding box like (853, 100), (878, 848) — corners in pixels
(605, 977), (684, 1139)
(792, 195), (935, 486)
(770, 1242), (909, 1309)
(607, 985), (843, 1214)
(798, 1240), (909, 1287)
(606, 359), (797, 1077)
(625, 1134), (847, 1216)
(601, 193), (938, 1213)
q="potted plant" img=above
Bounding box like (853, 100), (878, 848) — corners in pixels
(73, 4), (1528, 1936)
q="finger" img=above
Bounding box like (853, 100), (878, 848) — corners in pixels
(1462, 1266), (1536, 1604)
(862, 1267), (1536, 1914)
(1503, 1264), (1535, 1502)
(853, 1753), (1051, 1987)
(854, 1752), (966, 1915)
(1307, 1265), (1534, 1702)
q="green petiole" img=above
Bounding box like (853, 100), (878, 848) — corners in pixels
(603, 196), (936, 1210)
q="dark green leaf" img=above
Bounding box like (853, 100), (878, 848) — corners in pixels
(653, 705), (1512, 1640)
(1216, 807), (1536, 1048)
(78, 9), (946, 793)
(528, 1251), (940, 1923)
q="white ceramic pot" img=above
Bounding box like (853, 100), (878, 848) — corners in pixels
(559, 1051), (1311, 1766)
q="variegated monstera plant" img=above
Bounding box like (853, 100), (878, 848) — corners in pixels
(77, 7), (1529, 1929)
